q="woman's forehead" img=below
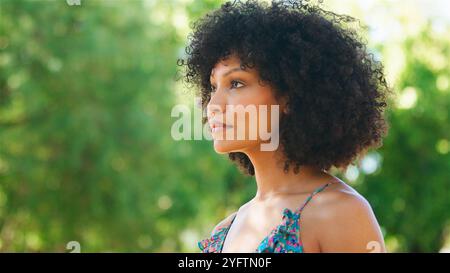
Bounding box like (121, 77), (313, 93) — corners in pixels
(211, 55), (240, 74)
(210, 54), (256, 79)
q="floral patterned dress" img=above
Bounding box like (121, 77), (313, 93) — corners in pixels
(198, 181), (339, 253)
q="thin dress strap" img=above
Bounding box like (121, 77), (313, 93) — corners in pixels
(220, 213), (237, 252)
(296, 180), (340, 214)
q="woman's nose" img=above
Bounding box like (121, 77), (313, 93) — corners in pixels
(207, 90), (227, 119)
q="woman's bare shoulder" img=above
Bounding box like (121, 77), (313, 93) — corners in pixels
(210, 200), (253, 235)
(302, 180), (386, 252)
(210, 211), (238, 236)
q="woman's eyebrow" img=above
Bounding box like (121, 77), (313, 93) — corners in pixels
(210, 67), (247, 82)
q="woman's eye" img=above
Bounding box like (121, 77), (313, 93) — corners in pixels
(230, 80), (244, 89)
(210, 80), (244, 92)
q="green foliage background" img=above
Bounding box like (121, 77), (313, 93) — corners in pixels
(0, 0), (449, 252)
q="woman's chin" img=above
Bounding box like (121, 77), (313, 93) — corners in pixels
(212, 139), (236, 154)
(212, 139), (259, 154)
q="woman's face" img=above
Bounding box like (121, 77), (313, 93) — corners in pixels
(207, 54), (282, 154)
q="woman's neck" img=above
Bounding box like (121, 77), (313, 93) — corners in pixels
(243, 147), (326, 201)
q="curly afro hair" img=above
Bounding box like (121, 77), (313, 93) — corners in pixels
(177, 0), (390, 176)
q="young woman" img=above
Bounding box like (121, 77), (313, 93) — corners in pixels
(178, 0), (390, 253)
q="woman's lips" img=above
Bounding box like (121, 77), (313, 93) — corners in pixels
(210, 122), (233, 133)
